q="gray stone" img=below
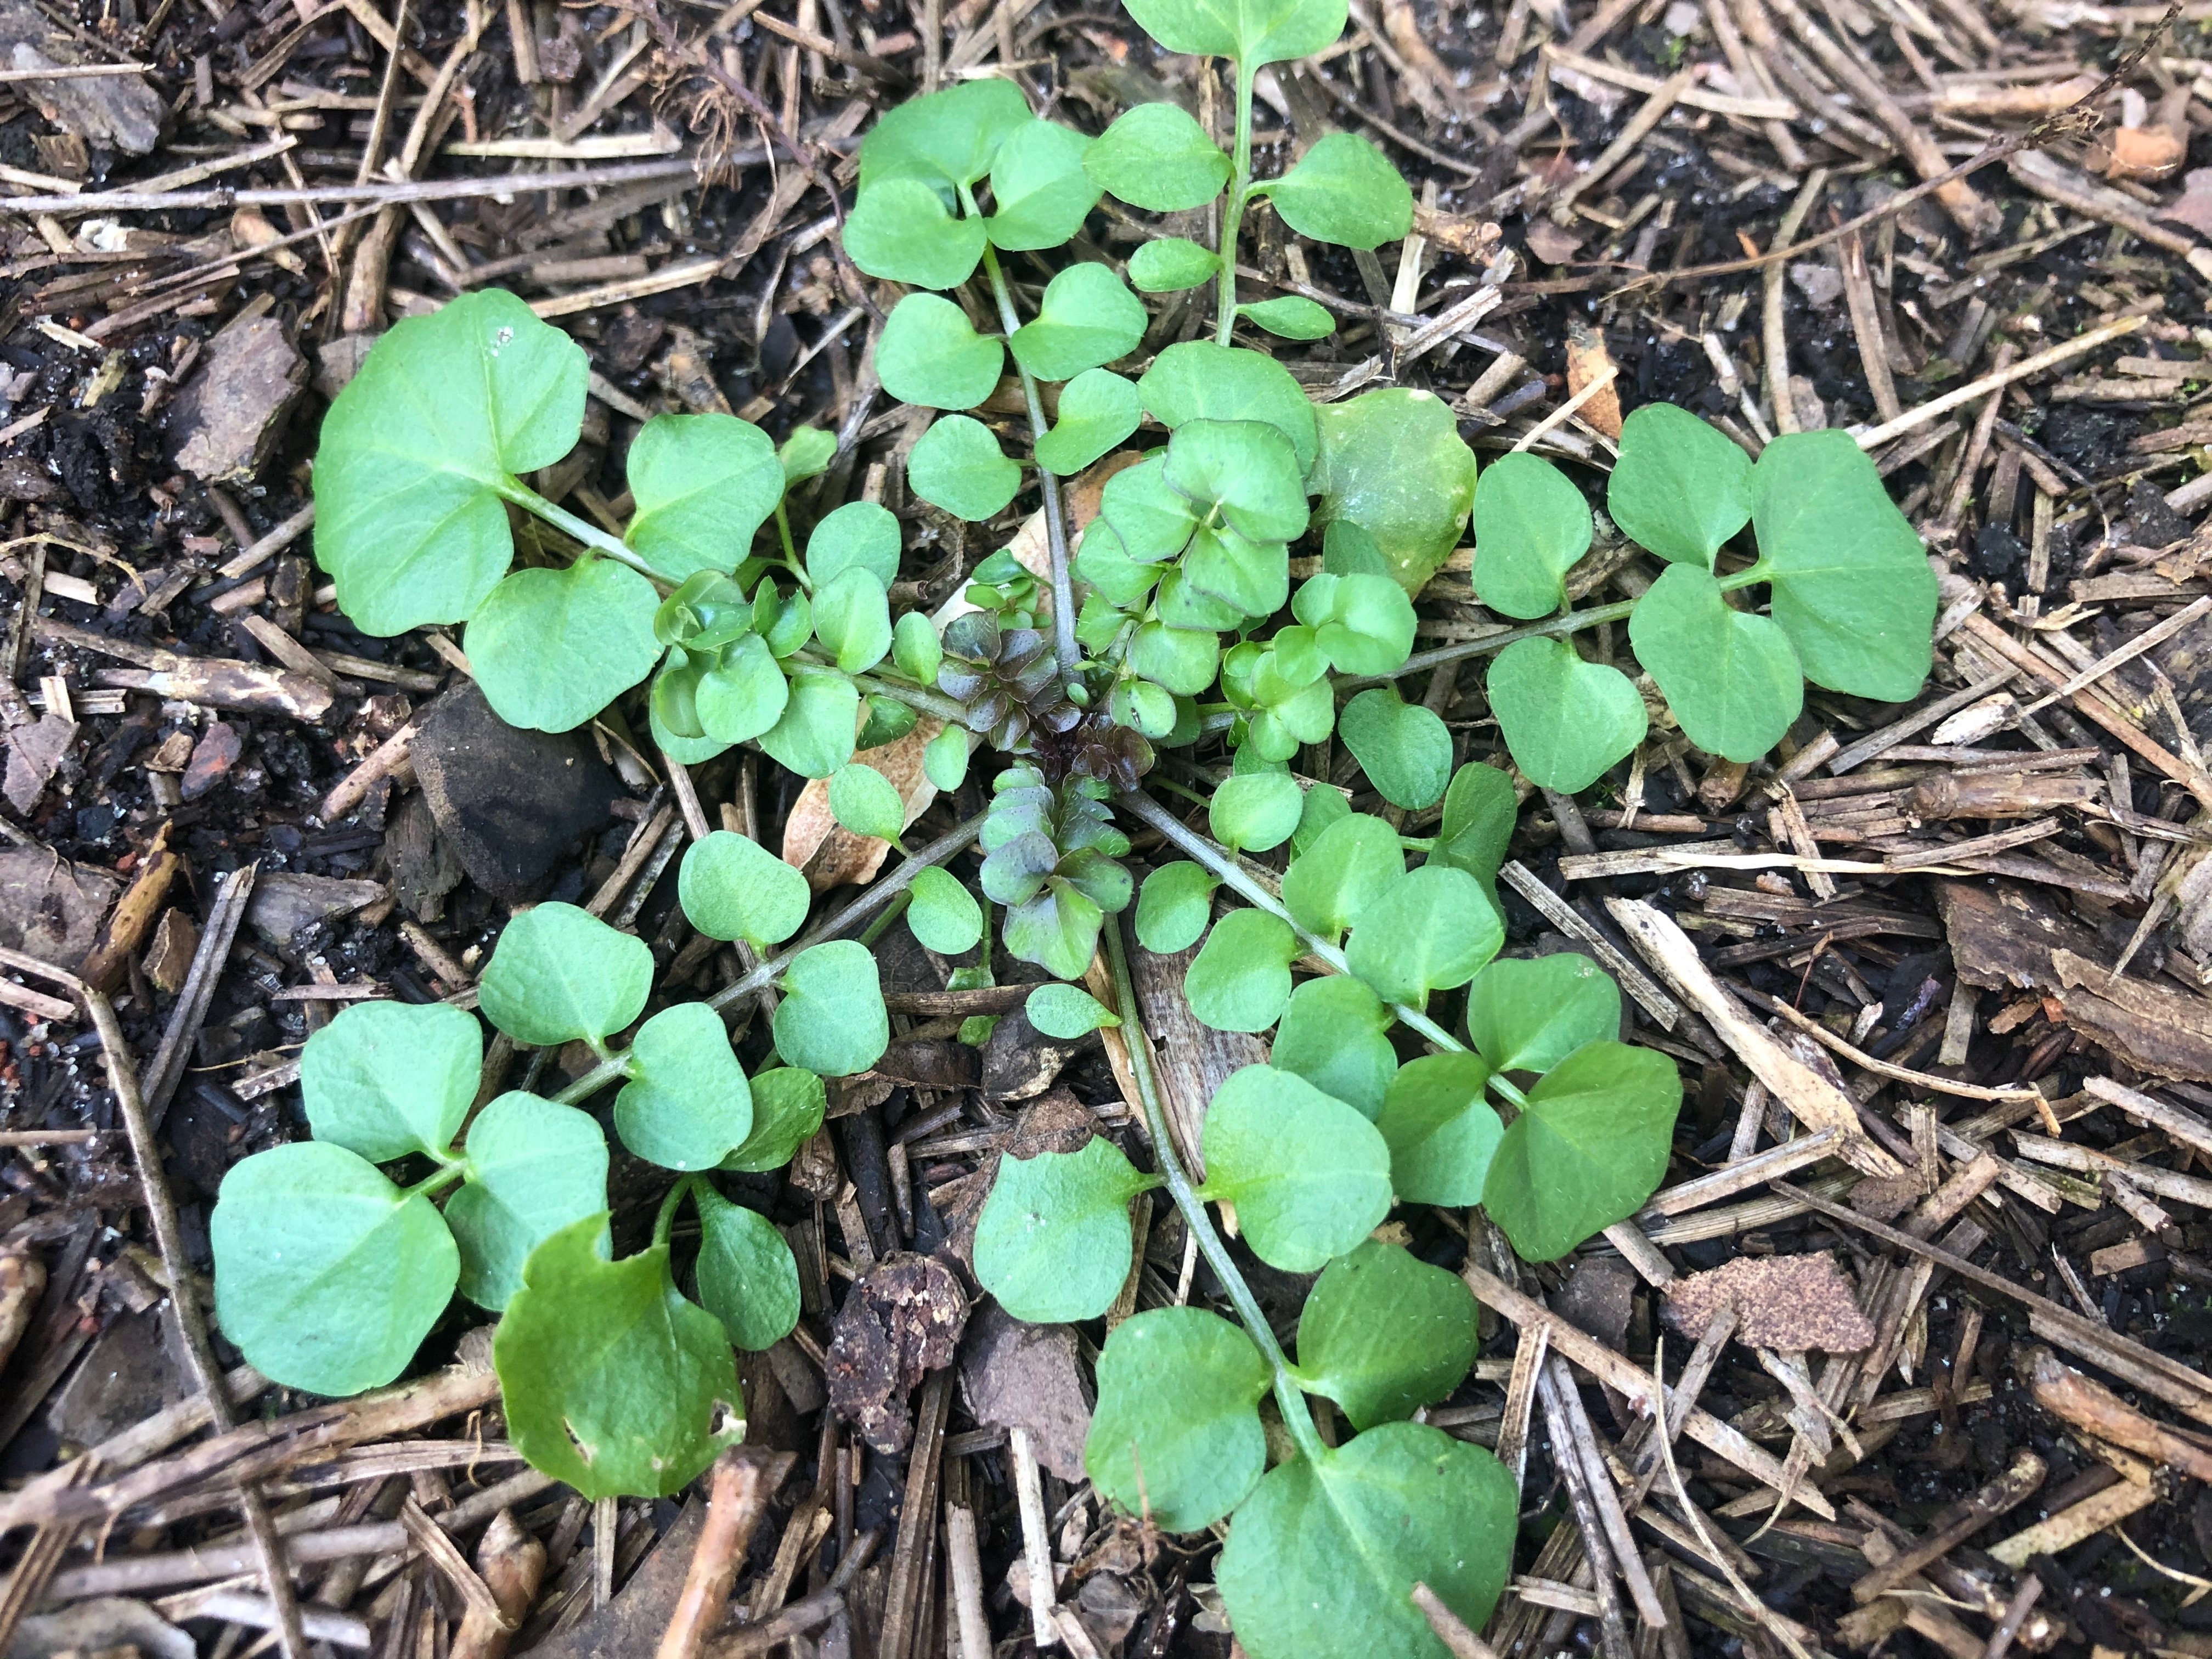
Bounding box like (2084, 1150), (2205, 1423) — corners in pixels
(0, 0), (163, 153)
(0, 848), (116, 971)
(247, 872), (385, 951)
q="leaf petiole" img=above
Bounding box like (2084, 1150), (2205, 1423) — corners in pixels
(495, 477), (676, 591)
(1214, 63), (1256, 349)
(1486, 1073), (1530, 1111)
(653, 1175), (699, 1251)
(1335, 597), (1638, 693)
(407, 1159), (470, 1201)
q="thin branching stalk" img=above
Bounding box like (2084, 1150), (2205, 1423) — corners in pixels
(1214, 66), (1256, 348)
(501, 479), (673, 587)
(1336, 598), (1637, 692)
(1102, 919), (1327, 1465)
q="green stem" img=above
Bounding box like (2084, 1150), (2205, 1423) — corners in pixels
(973, 235), (1080, 680)
(408, 1159), (470, 1201)
(857, 888), (911, 947)
(845, 665), (968, 723)
(775, 506), (812, 591)
(1716, 561), (1771, 592)
(551, 1050), (633, 1107)
(652, 1175), (697, 1250)
(1487, 1073), (1530, 1110)
(1117, 788), (1468, 1056)
(1102, 918), (1327, 1466)
(499, 479), (674, 590)
(1338, 598), (1637, 693)
(1215, 63), (1256, 348)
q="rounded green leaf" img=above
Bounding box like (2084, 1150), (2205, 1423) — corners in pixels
(1138, 341), (1318, 472)
(624, 413), (783, 579)
(1271, 974), (1397, 1119)
(1339, 687), (1451, 809)
(877, 292), (1006, 411)
(1122, 0), (1346, 67)
(1129, 237), (1219, 292)
(1127, 619), (1219, 695)
(808, 500), (901, 590)
(652, 695), (733, 766)
(772, 940), (888, 1076)
(1628, 563), (1802, 763)
(1346, 865), (1500, 1009)
(211, 1142), (459, 1397)
(467, 556), (662, 733)
(975, 1137), (1155, 1321)
(615, 1002), (753, 1171)
(446, 1092), (609, 1312)
(1136, 860), (1217, 952)
(859, 76), (1032, 193)
(829, 761), (907, 842)
(780, 426), (837, 484)
(1187, 909), (1299, 1032)
(1098, 455), (1199, 563)
(812, 567), (893, 674)
(693, 1187), (801, 1351)
(1375, 1052), (1501, 1206)
(314, 289), (585, 636)
(1260, 131), (1412, 250)
(1086, 101), (1231, 210)
(1086, 1307), (1268, 1531)
(693, 634), (791, 746)
(1290, 572), (1415, 674)
(1164, 417), (1310, 544)
(923, 723), (970, 790)
(906, 865), (983, 955)
(758, 668), (861, 778)
(1294, 1240), (1479, 1429)
(1486, 636), (1647, 793)
(1210, 770), (1304, 854)
(1199, 1064), (1392, 1272)
(844, 177), (988, 289)
(893, 610), (943, 685)
(680, 830), (810, 948)
(300, 999), (478, 1163)
(1472, 451), (1592, 619)
(910, 415), (1022, 521)
(1466, 953), (1619, 1075)
(985, 118), (1101, 251)
(1282, 811), (1402, 943)
(1293, 780), (1352, 853)
(1752, 428), (1936, 701)
(1311, 388), (1476, 594)
(1217, 1423), (1518, 1659)
(1482, 1039), (1681, 1261)
(721, 1067), (828, 1173)
(493, 1215), (741, 1499)
(1430, 763), (1515, 894)
(1025, 982), (1121, 1038)
(1608, 402), (1752, 569)
(1240, 295), (1337, 339)
(1009, 263), (1147, 382)
(1035, 369), (1142, 476)
(480, 902), (653, 1047)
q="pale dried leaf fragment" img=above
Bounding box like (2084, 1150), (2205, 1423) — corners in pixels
(781, 719), (944, 892)
(1663, 1253), (1875, 1352)
(1565, 320), (1623, 439)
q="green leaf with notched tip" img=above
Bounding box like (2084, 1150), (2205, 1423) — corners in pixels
(1164, 417), (1309, 544)
(615, 1002), (753, 1172)
(1210, 769), (1304, 854)
(1628, 563), (1802, 763)
(975, 1136), (1158, 1321)
(300, 998), (477, 1163)
(447, 1091), (608, 1311)
(910, 415), (1022, 521)
(844, 177), (988, 290)
(857, 76), (1032, 193)
(1375, 1051), (1500, 1206)
(1136, 860), (1217, 953)
(1121, 0), (1347, 67)
(624, 412), (784, 579)
(1087, 1307), (1269, 1530)
(876, 293), (1005, 412)
(1485, 636), (1647, 793)
(211, 1141), (458, 1397)
(721, 1067), (827, 1173)
(1293, 1240), (1479, 1429)
(1607, 401), (1751, 569)
(1311, 388), (1475, 595)
(1481, 1039), (1681, 1261)
(757, 668), (860, 779)
(693, 1186), (801, 1351)
(1465, 952), (1619, 1075)
(1198, 1064), (1392, 1272)
(985, 118), (1101, 250)
(479, 901), (653, 1048)
(680, 829), (810, 949)
(906, 865), (983, 955)
(1129, 237), (1218, 292)
(466, 556), (661, 733)
(493, 1215), (741, 1500)
(1430, 762), (1515, 903)
(772, 940), (889, 1077)
(1187, 909), (1299, 1032)
(1257, 131), (1412, 250)
(1138, 341), (1317, 472)
(1239, 295), (1338, 339)
(1281, 811), (1401, 943)
(1035, 369), (1142, 476)
(1345, 865), (1500, 1009)
(1010, 263), (1147, 381)
(1338, 687), (1451, 809)
(1270, 974), (1397, 1119)
(1472, 450), (1590, 618)
(1025, 983), (1121, 1039)
(1086, 101), (1231, 210)
(807, 500), (901, 589)
(314, 289), (585, 635)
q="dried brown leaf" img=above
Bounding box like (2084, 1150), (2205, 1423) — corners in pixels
(780, 717), (943, 893)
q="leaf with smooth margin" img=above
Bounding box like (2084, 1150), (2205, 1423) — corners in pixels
(1129, 237), (1218, 292)
(1036, 369), (1142, 475)
(615, 1002), (753, 1171)
(1338, 687), (1451, 809)
(1290, 572), (1414, 674)
(1429, 762), (1514, 902)
(807, 500), (901, 589)
(1607, 401), (1751, 568)
(1465, 952), (1618, 1074)
(893, 609), (942, 684)
(1025, 983), (1121, 1038)
(1216, 1423), (1517, 1659)
(467, 556), (661, 733)
(694, 1187), (801, 1351)
(856, 76), (1032, 191)
(1136, 861), (1217, 952)
(721, 1068), (827, 1173)
(907, 865), (983, 954)
(1270, 974), (1397, 1119)
(1163, 418), (1309, 543)
(1375, 1052), (1500, 1206)
(985, 119), (1101, 250)
(300, 999), (477, 1163)
(828, 761), (906, 842)
(1259, 131), (1412, 249)
(1086, 1307), (1268, 1530)
(1751, 428), (1936, 701)
(1628, 564), (1802, 763)
(910, 415), (1021, 521)
(1240, 296), (1336, 338)
(1293, 1240), (1480, 1429)
(314, 289), (585, 635)
(1345, 865), (1500, 1009)
(1187, 909), (1299, 1032)
(624, 413), (783, 578)
(757, 668), (860, 779)
(1481, 1040), (1681, 1261)
(1471, 451), (1590, 618)
(1210, 769), (1304, 854)
(680, 830), (810, 948)
(1198, 1065), (1392, 1271)
(1086, 101), (1229, 210)
(446, 1092), (608, 1311)
(1121, 0), (1347, 67)
(479, 901), (652, 1047)
(693, 634), (789, 746)
(1281, 811), (1401, 942)
(1009, 263), (1147, 381)
(975, 1137), (1157, 1321)
(923, 724), (970, 791)
(1138, 341), (1317, 472)
(211, 1142), (458, 1396)
(1310, 387), (1475, 593)
(844, 178), (987, 289)
(1485, 636), (1647, 793)
(876, 293), (1005, 411)
(493, 1216), (741, 1499)
(1097, 455), (1198, 563)
(773, 939), (889, 1076)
